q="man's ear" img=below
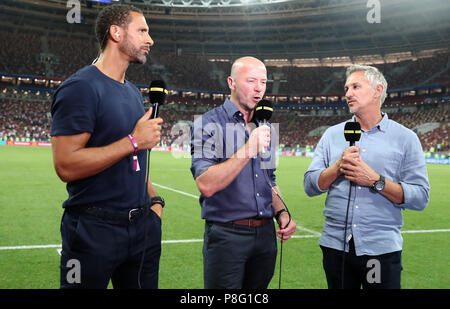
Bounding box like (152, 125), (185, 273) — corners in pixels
(110, 25), (121, 42)
(374, 84), (383, 97)
(227, 76), (235, 90)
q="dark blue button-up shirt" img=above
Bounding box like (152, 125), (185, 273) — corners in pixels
(190, 99), (277, 223)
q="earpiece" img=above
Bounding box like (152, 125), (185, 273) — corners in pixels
(115, 32), (120, 38)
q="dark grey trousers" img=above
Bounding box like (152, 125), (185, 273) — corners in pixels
(203, 220), (277, 289)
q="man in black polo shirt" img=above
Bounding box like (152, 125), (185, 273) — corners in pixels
(51, 5), (164, 289)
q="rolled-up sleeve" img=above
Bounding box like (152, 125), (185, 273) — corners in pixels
(191, 113), (228, 180)
(303, 134), (329, 197)
(398, 132), (430, 211)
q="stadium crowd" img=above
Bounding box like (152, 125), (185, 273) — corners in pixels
(1, 94), (448, 158)
(0, 30), (449, 157)
(0, 98), (51, 142)
(1, 30), (449, 94)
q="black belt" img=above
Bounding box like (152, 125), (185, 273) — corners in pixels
(66, 205), (147, 223)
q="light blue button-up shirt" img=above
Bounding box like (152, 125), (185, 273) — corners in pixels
(304, 114), (430, 256)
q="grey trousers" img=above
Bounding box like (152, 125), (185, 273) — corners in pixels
(203, 220), (277, 289)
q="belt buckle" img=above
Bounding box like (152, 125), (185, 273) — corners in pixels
(128, 208), (140, 222)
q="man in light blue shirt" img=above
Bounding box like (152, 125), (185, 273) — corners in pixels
(304, 65), (430, 289)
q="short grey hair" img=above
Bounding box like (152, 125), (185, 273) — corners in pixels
(346, 64), (388, 106)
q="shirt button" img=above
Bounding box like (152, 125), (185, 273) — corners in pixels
(353, 224), (357, 228)
(259, 211), (263, 215)
(358, 186), (362, 190)
(355, 205), (359, 208)
(255, 174), (258, 178)
(362, 149), (366, 152)
(256, 193), (260, 197)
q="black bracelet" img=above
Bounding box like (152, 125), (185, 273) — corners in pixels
(275, 209), (287, 222)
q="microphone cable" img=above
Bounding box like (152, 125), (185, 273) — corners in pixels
(341, 121), (361, 289)
(137, 82), (166, 288)
(137, 145), (152, 289)
(261, 153), (291, 290)
(341, 180), (353, 289)
(137, 104), (157, 289)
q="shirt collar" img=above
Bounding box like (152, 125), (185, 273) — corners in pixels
(351, 112), (389, 132)
(223, 98), (244, 122)
(377, 113), (389, 132)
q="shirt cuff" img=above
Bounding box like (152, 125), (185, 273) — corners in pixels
(304, 169), (328, 196)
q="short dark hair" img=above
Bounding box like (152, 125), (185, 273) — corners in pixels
(95, 4), (143, 51)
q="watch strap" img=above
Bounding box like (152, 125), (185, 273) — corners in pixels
(151, 196), (165, 208)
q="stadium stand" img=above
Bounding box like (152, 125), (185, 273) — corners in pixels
(0, 0), (449, 159)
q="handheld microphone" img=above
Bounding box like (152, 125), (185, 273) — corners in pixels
(254, 99), (273, 154)
(149, 80), (168, 119)
(254, 99), (273, 125)
(344, 121), (361, 146)
(341, 121), (361, 289)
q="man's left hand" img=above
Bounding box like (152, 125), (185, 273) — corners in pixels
(339, 148), (379, 186)
(276, 213), (296, 243)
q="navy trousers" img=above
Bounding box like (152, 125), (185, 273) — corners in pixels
(203, 220), (277, 289)
(321, 239), (402, 289)
(60, 207), (161, 289)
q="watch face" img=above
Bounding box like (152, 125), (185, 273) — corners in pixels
(375, 181), (384, 191)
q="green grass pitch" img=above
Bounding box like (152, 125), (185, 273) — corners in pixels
(0, 146), (449, 289)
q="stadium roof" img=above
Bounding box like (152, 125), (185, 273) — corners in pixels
(124, 0), (295, 8)
(2, 0), (449, 60)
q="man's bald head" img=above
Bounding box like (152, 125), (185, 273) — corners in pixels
(227, 56), (267, 114)
(230, 56), (266, 79)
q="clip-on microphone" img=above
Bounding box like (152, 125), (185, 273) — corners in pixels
(341, 121), (361, 288)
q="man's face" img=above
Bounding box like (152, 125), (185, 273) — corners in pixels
(119, 12), (154, 64)
(229, 62), (267, 112)
(344, 70), (378, 114)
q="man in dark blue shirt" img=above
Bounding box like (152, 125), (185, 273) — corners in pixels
(51, 5), (164, 288)
(190, 56), (296, 289)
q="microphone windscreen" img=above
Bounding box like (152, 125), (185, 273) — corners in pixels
(149, 80), (168, 105)
(254, 99), (273, 123)
(344, 121), (361, 144)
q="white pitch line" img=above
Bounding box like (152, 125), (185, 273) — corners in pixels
(153, 182), (199, 199)
(291, 235), (319, 239)
(401, 229), (450, 234)
(296, 225), (321, 236)
(153, 183), (324, 236)
(0, 244), (61, 250)
(2, 229), (450, 251)
(2, 185), (449, 251)
(162, 239), (203, 244)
